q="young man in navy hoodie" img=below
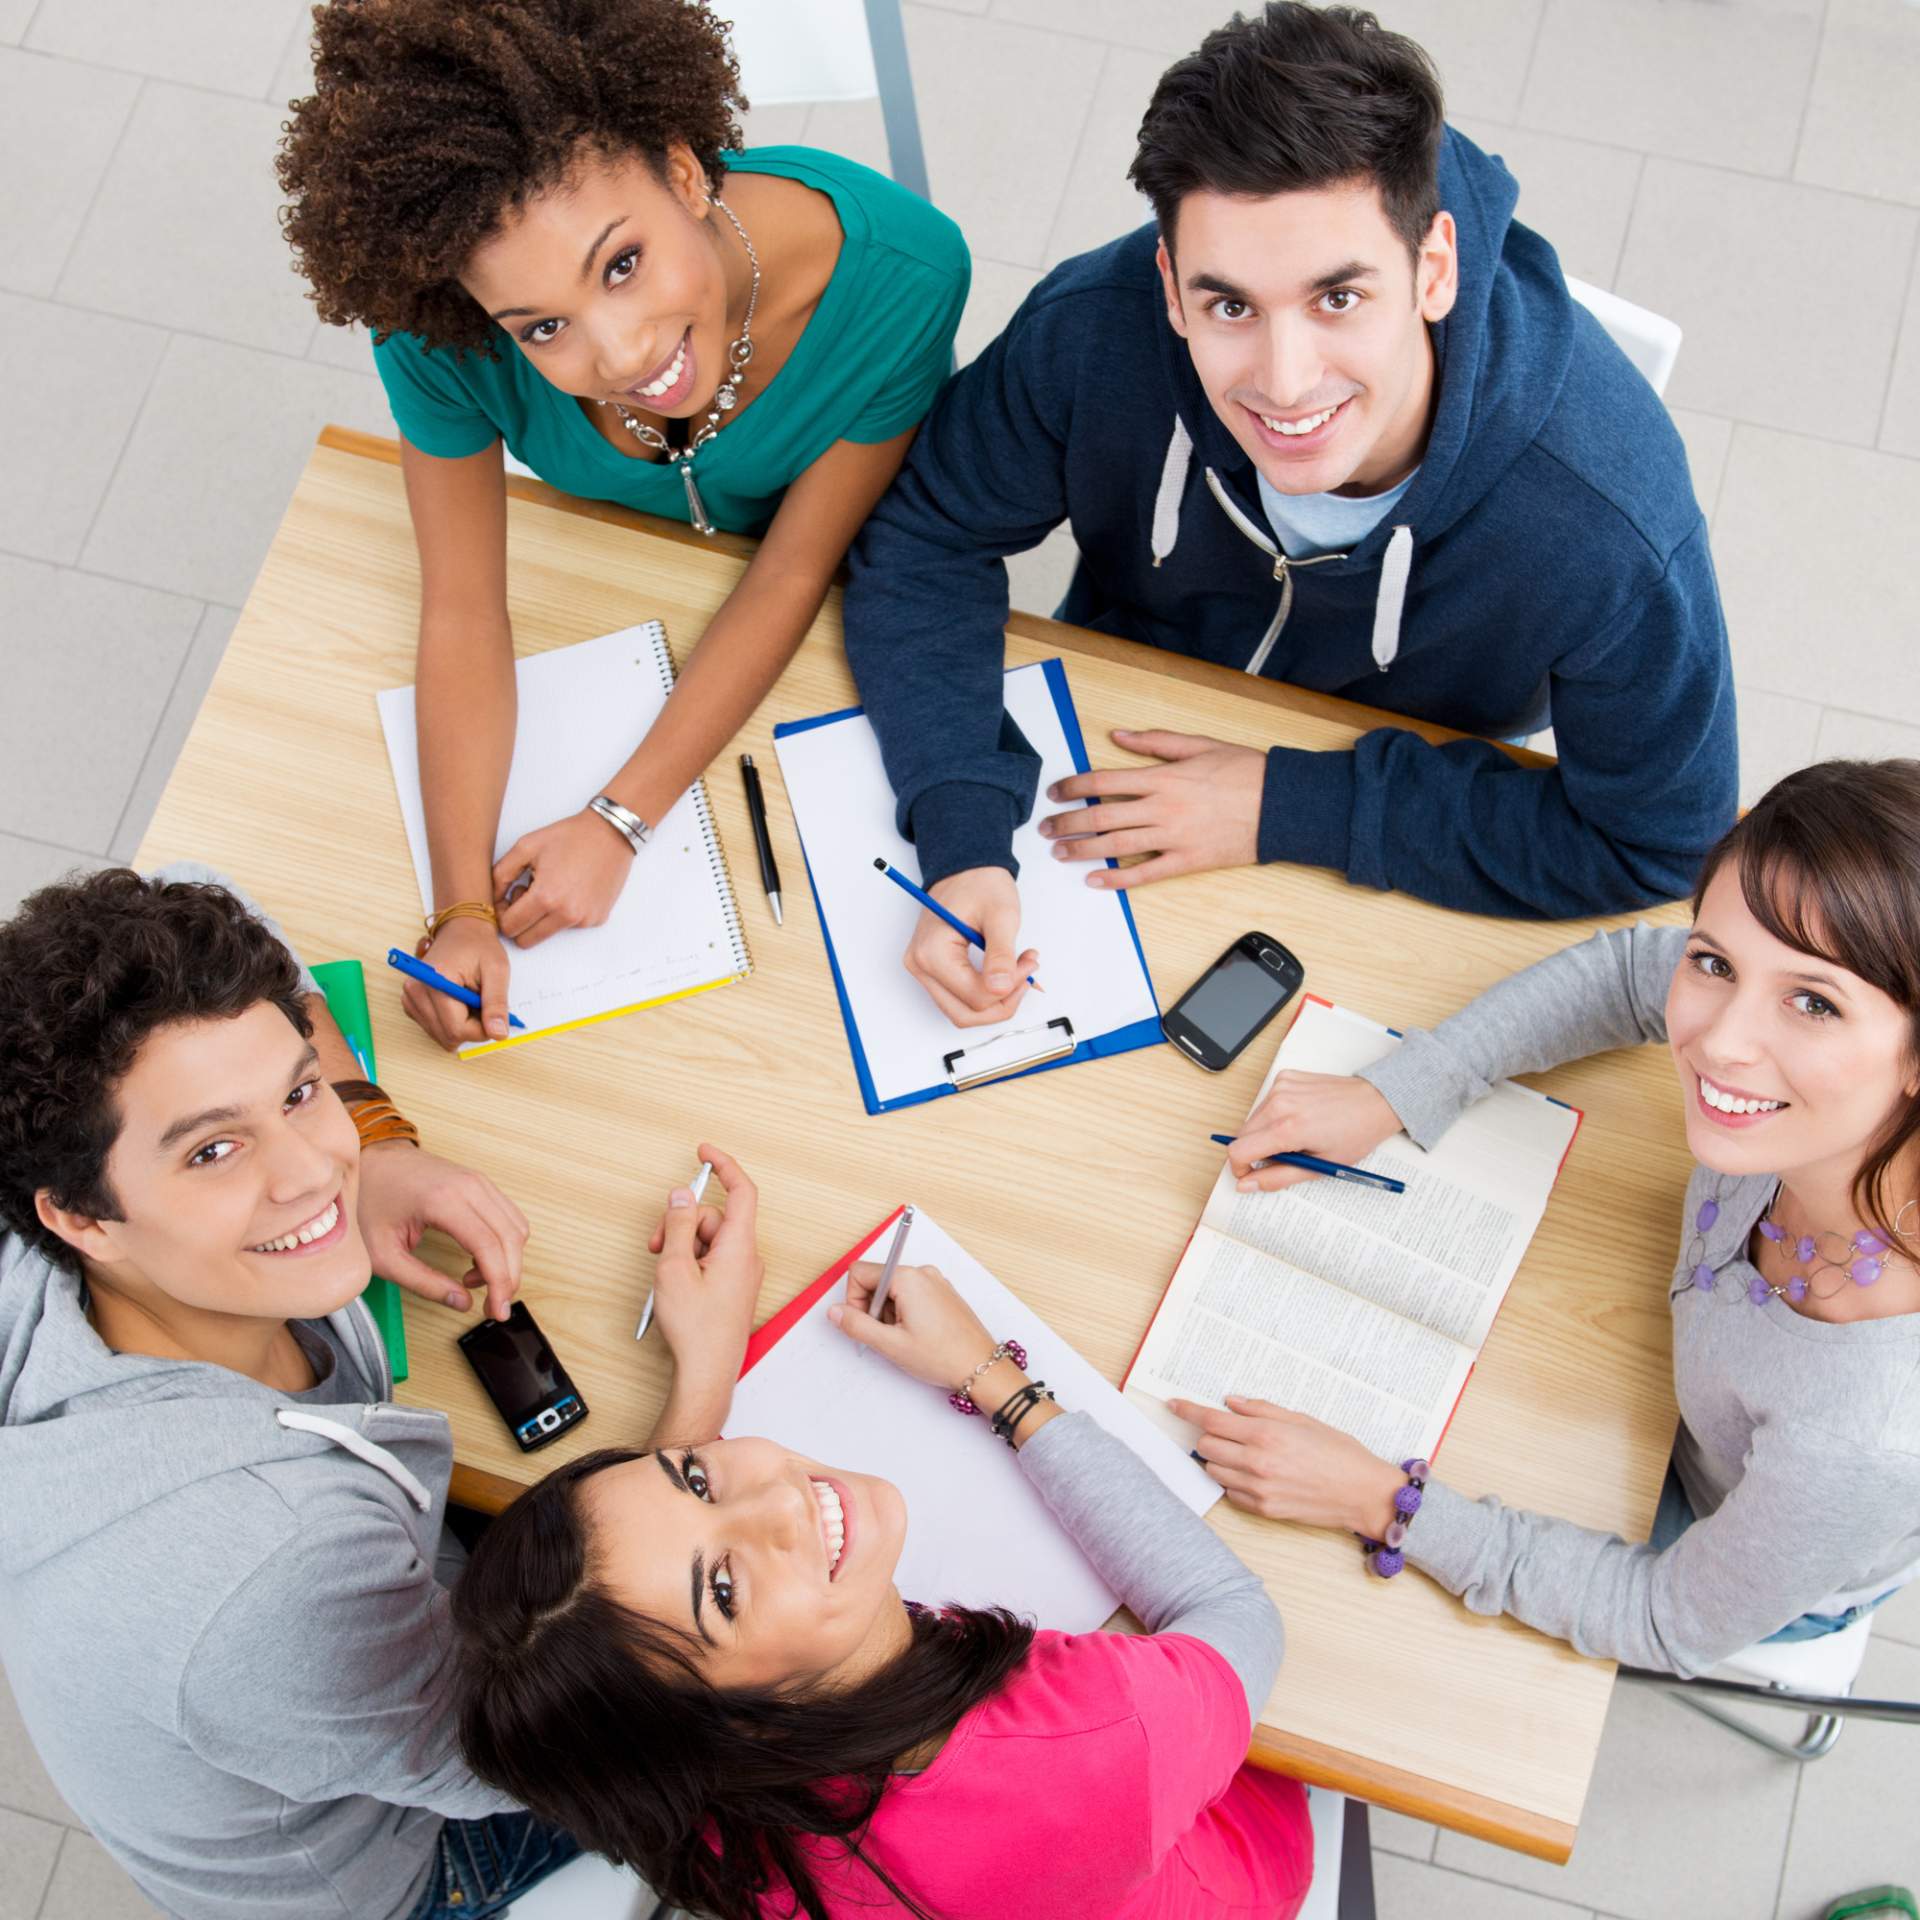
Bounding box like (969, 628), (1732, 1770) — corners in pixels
(843, 3), (1736, 1029)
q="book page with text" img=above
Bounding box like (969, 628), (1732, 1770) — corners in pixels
(1127, 1227), (1472, 1463)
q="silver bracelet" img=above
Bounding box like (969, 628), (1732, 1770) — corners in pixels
(587, 794), (651, 856)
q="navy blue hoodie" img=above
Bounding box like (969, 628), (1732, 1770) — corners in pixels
(842, 129), (1737, 918)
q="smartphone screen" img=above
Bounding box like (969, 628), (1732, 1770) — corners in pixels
(1181, 944), (1296, 1055)
(459, 1302), (586, 1450)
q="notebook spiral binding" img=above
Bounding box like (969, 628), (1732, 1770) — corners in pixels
(641, 622), (753, 982)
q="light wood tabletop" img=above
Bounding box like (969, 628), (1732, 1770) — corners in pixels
(138, 426), (1692, 1865)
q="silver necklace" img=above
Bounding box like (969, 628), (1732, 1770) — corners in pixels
(603, 196), (760, 536)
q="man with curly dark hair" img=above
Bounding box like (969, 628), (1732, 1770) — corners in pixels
(0, 866), (764, 1919)
(278, 0), (970, 1052)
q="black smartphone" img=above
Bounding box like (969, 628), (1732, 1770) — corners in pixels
(457, 1301), (588, 1453)
(1161, 932), (1305, 1072)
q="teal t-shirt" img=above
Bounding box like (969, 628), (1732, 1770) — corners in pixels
(372, 146), (970, 536)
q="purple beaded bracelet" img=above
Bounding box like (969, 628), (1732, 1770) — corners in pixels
(1358, 1459), (1430, 1578)
(948, 1339), (1028, 1414)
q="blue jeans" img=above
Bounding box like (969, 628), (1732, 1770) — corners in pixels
(404, 1811), (583, 1920)
(1650, 1464), (1899, 1643)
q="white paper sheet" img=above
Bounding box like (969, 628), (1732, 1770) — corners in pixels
(726, 1211), (1219, 1633)
(772, 661), (1160, 1107)
(377, 625), (749, 1055)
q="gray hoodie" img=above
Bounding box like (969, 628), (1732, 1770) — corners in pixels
(0, 871), (512, 1920)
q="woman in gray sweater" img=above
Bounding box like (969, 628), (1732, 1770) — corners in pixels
(1172, 758), (1920, 1678)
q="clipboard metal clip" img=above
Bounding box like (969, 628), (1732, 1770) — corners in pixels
(943, 1017), (1077, 1092)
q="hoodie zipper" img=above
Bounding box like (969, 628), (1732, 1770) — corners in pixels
(1203, 468), (1348, 676)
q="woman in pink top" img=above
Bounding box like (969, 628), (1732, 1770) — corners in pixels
(450, 1232), (1312, 1919)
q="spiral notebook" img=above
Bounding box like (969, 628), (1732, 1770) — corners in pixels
(377, 621), (751, 1057)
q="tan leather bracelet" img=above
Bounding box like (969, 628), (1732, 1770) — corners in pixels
(345, 1096), (421, 1151)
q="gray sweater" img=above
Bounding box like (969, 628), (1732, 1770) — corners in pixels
(1359, 923), (1920, 1677)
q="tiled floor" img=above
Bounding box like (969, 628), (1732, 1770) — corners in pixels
(2, 2), (1918, 1917)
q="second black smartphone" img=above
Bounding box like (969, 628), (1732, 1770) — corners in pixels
(458, 1300), (588, 1453)
(1161, 932), (1304, 1072)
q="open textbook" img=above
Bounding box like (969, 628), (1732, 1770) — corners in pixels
(1126, 997), (1582, 1465)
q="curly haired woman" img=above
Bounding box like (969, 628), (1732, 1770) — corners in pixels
(278, 0), (970, 1048)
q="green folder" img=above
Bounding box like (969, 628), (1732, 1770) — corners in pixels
(310, 959), (409, 1383)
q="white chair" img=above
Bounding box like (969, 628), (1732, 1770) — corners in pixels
(1564, 275), (1684, 398)
(499, 1851), (659, 1920)
(725, 0), (929, 201)
(1619, 1611), (1920, 1762)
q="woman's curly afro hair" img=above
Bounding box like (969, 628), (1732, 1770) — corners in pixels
(277, 0), (748, 356)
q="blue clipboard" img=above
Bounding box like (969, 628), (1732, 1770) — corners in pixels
(774, 658), (1164, 1116)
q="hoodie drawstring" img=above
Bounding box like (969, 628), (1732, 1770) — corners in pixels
(1150, 418), (1192, 568)
(1372, 525), (1413, 671)
(275, 1411), (433, 1513)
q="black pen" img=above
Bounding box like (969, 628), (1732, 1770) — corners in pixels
(740, 753), (783, 926)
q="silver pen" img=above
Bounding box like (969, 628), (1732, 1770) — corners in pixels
(635, 1160), (713, 1340)
(858, 1204), (916, 1355)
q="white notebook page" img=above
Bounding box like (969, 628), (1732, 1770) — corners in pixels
(377, 624), (748, 1056)
(726, 1211), (1218, 1633)
(773, 661), (1159, 1106)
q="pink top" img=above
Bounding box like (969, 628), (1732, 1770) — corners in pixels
(762, 1630), (1313, 1919)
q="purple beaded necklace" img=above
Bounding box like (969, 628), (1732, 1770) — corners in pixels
(1679, 1185), (1915, 1306)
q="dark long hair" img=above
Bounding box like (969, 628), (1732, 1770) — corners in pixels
(451, 1448), (1037, 1920)
(1693, 759), (1920, 1247)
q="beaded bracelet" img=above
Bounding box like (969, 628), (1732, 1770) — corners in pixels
(1358, 1458), (1430, 1579)
(948, 1339), (1029, 1414)
(988, 1379), (1055, 1449)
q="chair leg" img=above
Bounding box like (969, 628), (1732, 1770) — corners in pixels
(1670, 1688), (1846, 1761)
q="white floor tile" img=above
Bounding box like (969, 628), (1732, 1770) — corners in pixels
(955, 257), (1041, 369)
(1370, 1806), (1440, 1861)
(0, 1805), (63, 1920)
(1667, 409), (1734, 523)
(111, 604), (239, 863)
(1873, 1577), (1920, 1647)
(0, 1666), (80, 1829)
(0, 0), (33, 46)
(1521, 0), (1822, 178)
(1617, 162), (1916, 447)
(27, 0), (305, 98)
(80, 333), (395, 606)
(35, 1829), (165, 1919)
(1794, 0), (1920, 207)
(1711, 426), (1920, 727)
(1375, 1850), (1597, 1919)
(1041, 44), (1161, 270)
(0, 47), (138, 298)
(1453, 120), (1644, 292)
(737, 101), (814, 149)
(0, 556), (202, 850)
(802, 94), (890, 173)
(1735, 686), (1824, 806)
(59, 81), (317, 357)
(1433, 1672), (1799, 1919)
(812, 9), (1099, 269)
(0, 833), (99, 920)
(1005, 524), (1080, 620)
(267, 3), (313, 109)
(916, 0), (989, 12)
(1879, 242), (1920, 457)
(1812, 705), (1920, 761)
(0, 293), (167, 563)
(988, 0), (1238, 57)
(307, 318), (372, 373)
(1773, 1636), (1920, 1920)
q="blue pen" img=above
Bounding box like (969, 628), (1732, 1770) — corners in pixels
(386, 948), (527, 1031)
(871, 859), (1042, 991)
(1209, 1133), (1405, 1194)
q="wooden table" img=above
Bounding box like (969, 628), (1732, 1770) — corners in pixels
(139, 427), (1692, 1865)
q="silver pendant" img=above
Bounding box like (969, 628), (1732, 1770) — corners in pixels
(679, 459), (715, 537)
